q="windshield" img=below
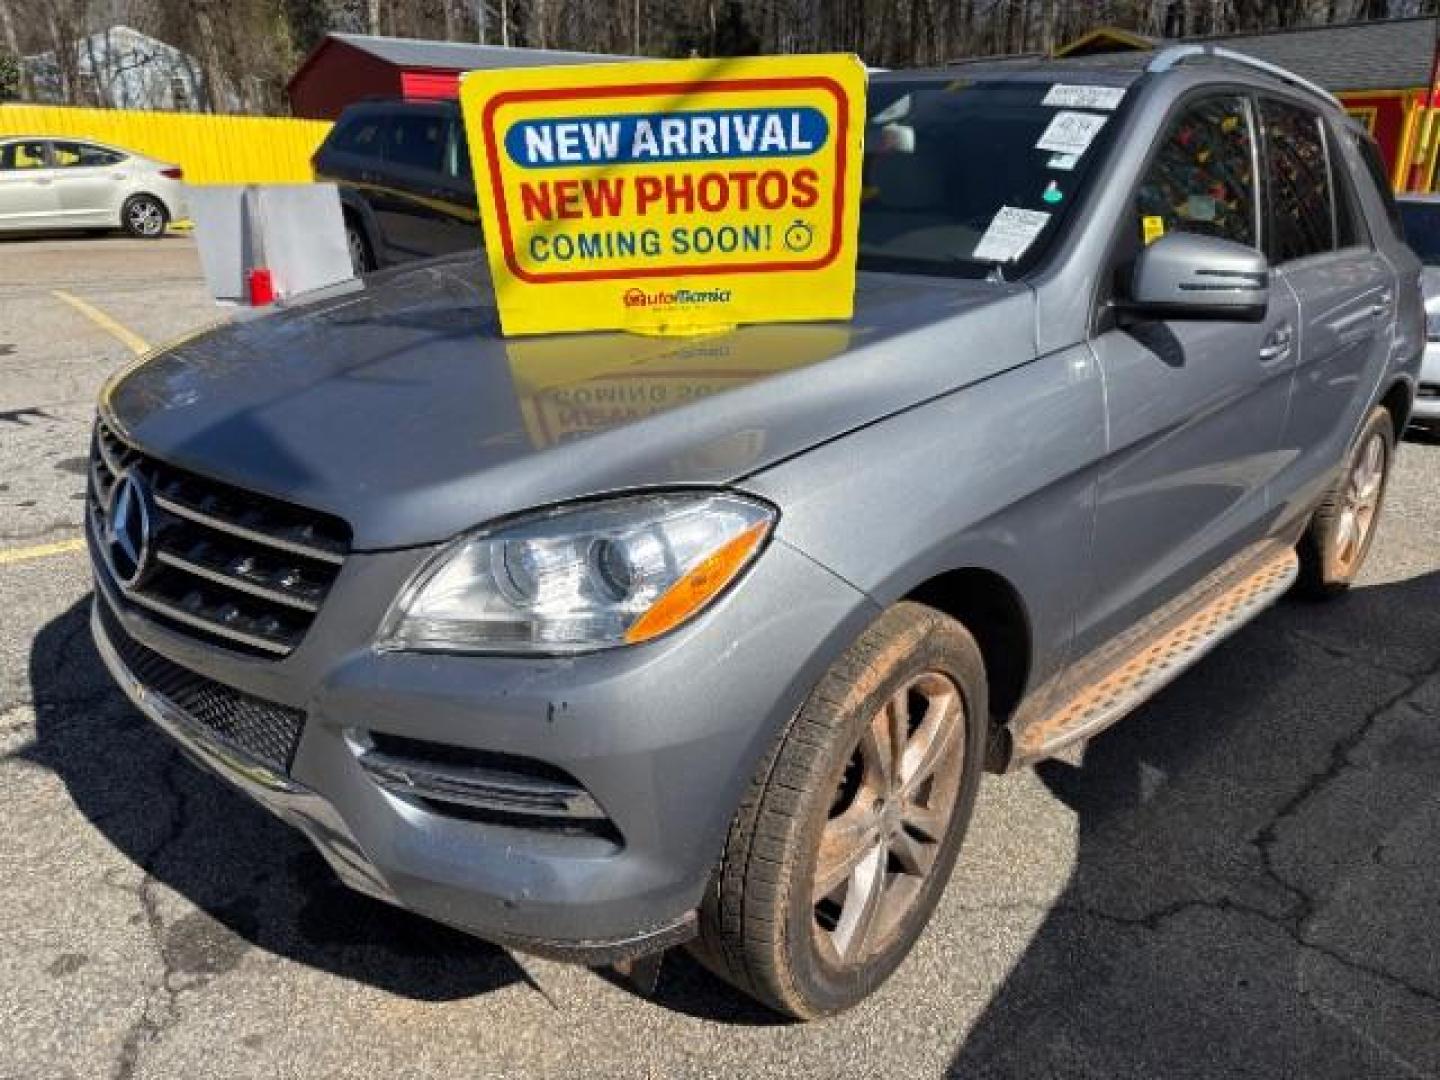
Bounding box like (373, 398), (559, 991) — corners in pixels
(859, 77), (1127, 279)
(1399, 202), (1440, 266)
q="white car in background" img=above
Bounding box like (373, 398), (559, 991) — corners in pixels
(1398, 195), (1440, 434)
(0, 136), (187, 238)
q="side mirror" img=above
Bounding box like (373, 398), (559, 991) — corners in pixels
(1124, 232), (1269, 322)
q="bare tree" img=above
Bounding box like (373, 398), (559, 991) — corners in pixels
(9, 0), (1440, 113)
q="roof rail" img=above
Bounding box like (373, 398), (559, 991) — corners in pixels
(1146, 44), (1343, 111)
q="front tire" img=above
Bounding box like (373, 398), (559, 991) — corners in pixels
(1296, 406), (1395, 599)
(121, 195), (167, 239)
(691, 602), (988, 1018)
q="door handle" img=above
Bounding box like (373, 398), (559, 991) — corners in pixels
(1259, 324), (1294, 362)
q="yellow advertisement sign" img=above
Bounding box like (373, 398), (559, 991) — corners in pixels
(459, 55), (867, 337)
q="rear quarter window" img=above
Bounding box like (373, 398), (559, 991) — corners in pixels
(1351, 128), (1404, 237)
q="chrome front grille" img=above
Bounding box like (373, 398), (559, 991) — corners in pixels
(88, 417), (351, 658)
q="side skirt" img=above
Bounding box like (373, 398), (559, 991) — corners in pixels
(1007, 542), (1300, 767)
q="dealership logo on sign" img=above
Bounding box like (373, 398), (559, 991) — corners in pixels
(459, 55), (867, 337)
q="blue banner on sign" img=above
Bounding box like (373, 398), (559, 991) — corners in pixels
(504, 107), (830, 168)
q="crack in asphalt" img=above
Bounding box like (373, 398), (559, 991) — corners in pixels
(957, 649), (1440, 1030)
(958, 890), (1440, 1011)
(104, 752), (201, 1080)
(1251, 648), (1440, 963)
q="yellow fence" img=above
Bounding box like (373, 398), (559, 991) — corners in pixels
(0, 104), (332, 184)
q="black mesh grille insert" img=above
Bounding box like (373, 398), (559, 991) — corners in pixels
(99, 598), (305, 774)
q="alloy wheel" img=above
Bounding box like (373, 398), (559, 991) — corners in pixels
(811, 671), (965, 968)
(128, 199), (164, 237)
(1335, 431), (1386, 571)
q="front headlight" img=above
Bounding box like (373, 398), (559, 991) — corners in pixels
(377, 492), (776, 654)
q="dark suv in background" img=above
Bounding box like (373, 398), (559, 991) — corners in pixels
(312, 99), (481, 274)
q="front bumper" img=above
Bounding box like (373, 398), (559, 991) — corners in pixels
(90, 531), (875, 963)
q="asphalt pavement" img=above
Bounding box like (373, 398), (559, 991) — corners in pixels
(1, 235), (1437, 1079)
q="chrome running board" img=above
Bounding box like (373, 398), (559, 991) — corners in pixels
(1013, 544), (1299, 765)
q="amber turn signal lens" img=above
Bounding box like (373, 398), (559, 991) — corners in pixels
(624, 521), (770, 644)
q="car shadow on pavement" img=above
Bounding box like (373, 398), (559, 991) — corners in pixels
(945, 571), (1440, 1078)
(15, 597), (529, 1003)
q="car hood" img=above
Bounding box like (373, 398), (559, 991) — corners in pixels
(104, 255), (1037, 549)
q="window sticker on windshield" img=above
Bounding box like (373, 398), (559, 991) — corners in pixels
(1046, 152), (1080, 171)
(973, 206), (1052, 263)
(1035, 111), (1108, 156)
(1142, 215), (1166, 245)
(1043, 84), (1126, 111)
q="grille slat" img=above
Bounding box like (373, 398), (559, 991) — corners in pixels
(99, 598), (304, 773)
(153, 491), (347, 566)
(155, 551), (322, 612)
(89, 417), (350, 658)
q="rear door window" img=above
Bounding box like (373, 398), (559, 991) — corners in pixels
(385, 113), (446, 173)
(332, 115), (384, 156)
(51, 141), (124, 167)
(1261, 98), (1337, 262)
(1134, 94), (1257, 248)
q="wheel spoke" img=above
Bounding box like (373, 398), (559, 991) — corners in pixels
(899, 687), (960, 798)
(813, 814), (879, 903)
(889, 826), (934, 877)
(830, 842), (886, 962)
(860, 694), (903, 793)
(903, 802), (949, 844)
(1358, 445), (1384, 501)
(1334, 509), (1356, 560)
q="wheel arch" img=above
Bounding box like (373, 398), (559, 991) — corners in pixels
(121, 189), (170, 217)
(1379, 375), (1415, 438)
(902, 567), (1033, 731)
(339, 191), (379, 240)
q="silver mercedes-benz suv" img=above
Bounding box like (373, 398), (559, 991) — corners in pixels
(87, 47), (1423, 1017)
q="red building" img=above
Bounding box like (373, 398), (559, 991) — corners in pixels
(287, 34), (626, 121)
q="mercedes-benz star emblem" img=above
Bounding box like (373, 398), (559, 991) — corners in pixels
(106, 470), (153, 588)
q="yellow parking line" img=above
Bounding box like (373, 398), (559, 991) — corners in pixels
(52, 290), (150, 356)
(0, 537), (86, 566)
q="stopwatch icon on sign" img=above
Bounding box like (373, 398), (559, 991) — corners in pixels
(784, 220), (815, 254)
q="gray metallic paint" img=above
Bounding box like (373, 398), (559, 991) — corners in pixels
(93, 63), (1424, 957)
(103, 262), (1037, 551)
